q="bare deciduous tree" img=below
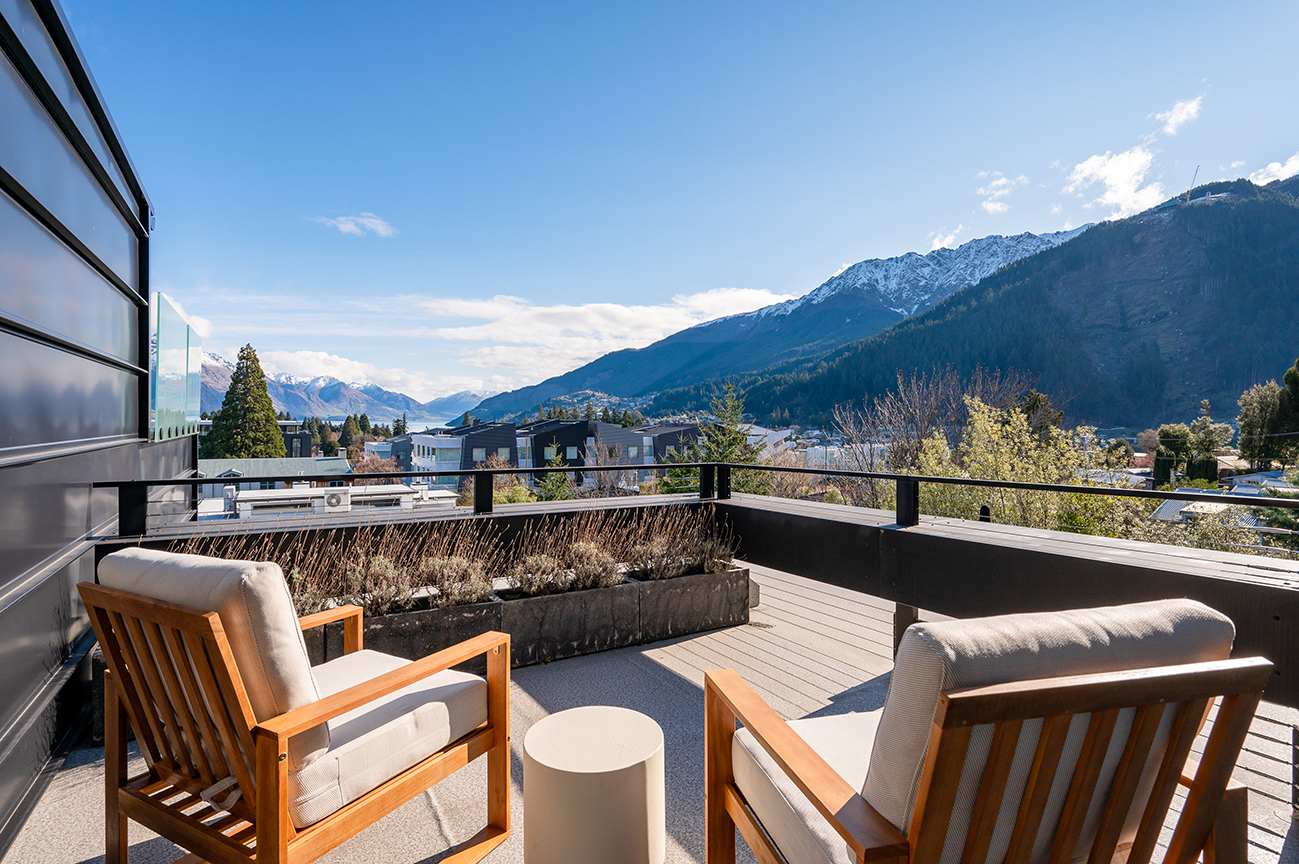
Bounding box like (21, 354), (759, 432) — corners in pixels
(583, 431), (639, 497)
(832, 366), (1030, 501)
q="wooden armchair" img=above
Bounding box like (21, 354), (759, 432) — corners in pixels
(81, 547), (510, 863)
(704, 600), (1271, 864)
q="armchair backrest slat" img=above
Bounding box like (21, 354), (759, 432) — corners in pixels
(907, 657), (1270, 864)
(81, 581), (259, 818)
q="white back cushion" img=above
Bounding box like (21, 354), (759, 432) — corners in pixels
(863, 599), (1235, 855)
(98, 547), (326, 766)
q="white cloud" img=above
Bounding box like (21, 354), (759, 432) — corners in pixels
(162, 294), (213, 339)
(415, 287), (796, 382)
(1248, 152), (1299, 185)
(928, 224), (964, 251)
(1153, 96), (1202, 136)
(1230, 160), (1246, 170)
(184, 282), (794, 397)
(1064, 146), (1165, 217)
(1049, 202), (1063, 215)
(975, 172), (1027, 215)
(312, 212), (396, 237)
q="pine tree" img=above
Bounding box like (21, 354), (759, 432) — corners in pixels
(537, 443), (576, 501)
(392, 412), (408, 436)
(339, 415), (361, 449)
(359, 413), (372, 435)
(697, 384), (765, 464)
(203, 345), (286, 459)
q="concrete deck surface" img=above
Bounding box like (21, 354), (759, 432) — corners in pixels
(5, 564), (1296, 863)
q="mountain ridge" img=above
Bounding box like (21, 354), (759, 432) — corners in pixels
(201, 353), (488, 422)
(470, 226), (1087, 418)
(648, 178), (1299, 427)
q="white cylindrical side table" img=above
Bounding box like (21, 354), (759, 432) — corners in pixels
(523, 705), (665, 864)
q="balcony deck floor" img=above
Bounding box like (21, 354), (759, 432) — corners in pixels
(6, 563), (1296, 863)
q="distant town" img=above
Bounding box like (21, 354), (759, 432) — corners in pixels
(195, 343), (1299, 561)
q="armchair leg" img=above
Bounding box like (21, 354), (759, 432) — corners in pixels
(255, 732), (289, 864)
(105, 670), (128, 864)
(486, 640), (510, 834)
(705, 676), (737, 864)
(1204, 783), (1248, 864)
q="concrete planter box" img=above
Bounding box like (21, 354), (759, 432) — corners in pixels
(305, 599), (503, 674)
(633, 566), (750, 643)
(499, 580), (641, 666)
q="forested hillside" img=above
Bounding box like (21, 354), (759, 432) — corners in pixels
(650, 179), (1299, 427)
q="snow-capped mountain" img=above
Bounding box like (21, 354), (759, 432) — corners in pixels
(763, 227), (1089, 319)
(471, 226), (1090, 419)
(701, 178), (1299, 427)
(201, 353), (489, 423)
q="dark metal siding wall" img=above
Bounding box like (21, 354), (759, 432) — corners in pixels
(458, 425), (518, 469)
(0, 0), (190, 847)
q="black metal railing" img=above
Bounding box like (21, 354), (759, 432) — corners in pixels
(93, 460), (1299, 537)
(94, 462), (715, 536)
(713, 462), (1299, 527)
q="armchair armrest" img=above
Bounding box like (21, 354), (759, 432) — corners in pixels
(705, 669), (907, 862)
(298, 604), (364, 653)
(256, 630), (509, 742)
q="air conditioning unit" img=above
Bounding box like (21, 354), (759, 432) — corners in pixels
(315, 488), (351, 514)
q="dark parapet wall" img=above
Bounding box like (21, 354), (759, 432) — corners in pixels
(0, 0), (193, 850)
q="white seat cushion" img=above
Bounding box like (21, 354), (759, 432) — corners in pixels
(732, 710), (882, 864)
(290, 649), (487, 828)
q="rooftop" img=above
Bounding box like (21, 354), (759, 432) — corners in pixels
(197, 456), (353, 478)
(12, 563), (1296, 863)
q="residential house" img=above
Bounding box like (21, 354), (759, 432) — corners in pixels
(391, 422), (518, 488)
(198, 418), (313, 458)
(517, 419), (644, 487)
(636, 422), (701, 463)
(196, 456), (352, 499)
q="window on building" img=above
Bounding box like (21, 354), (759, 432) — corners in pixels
(497, 447), (510, 460)
(628, 446), (638, 458)
(544, 446), (557, 461)
(258, 481), (275, 490)
(472, 447), (487, 462)
(566, 446), (579, 460)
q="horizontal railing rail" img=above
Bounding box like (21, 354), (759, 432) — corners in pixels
(90, 462), (714, 488)
(96, 462), (716, 536)
(94, 460), (1299, 537)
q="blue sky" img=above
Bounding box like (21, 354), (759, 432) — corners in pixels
(65, 1), (1299, 400)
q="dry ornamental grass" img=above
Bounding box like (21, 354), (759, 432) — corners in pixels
(169, 504), (737, 612)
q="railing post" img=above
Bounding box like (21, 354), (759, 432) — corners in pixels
(119, 484), (148, 537)
(893, 603), (919, 656)
(699, 464), (715, 500)
(473, 471), (493, 515)
(895, 477), (919, 527)
(716, 464), (731, 500)
(978, 504), (991, 523)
